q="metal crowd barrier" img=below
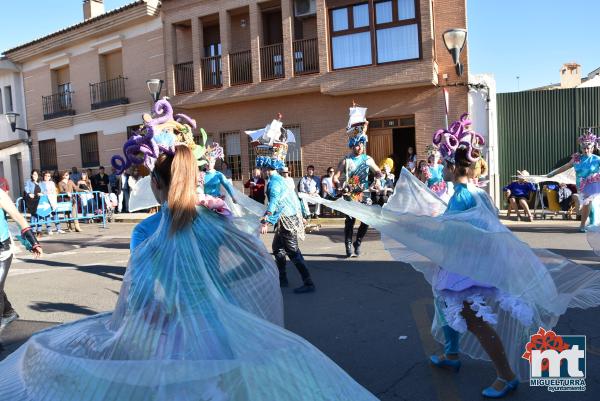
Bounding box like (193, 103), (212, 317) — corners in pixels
(15, 191), (108, 229)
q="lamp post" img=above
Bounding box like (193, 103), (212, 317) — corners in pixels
(442, 28), (467, 76)
(5, 112), (33, 173)
(146, 79), (164, 103)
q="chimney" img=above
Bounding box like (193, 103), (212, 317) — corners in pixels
(83, 0), (105, 21)
(560, 62), (582, 89)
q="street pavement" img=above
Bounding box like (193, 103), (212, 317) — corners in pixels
(0, 217), (598, 401)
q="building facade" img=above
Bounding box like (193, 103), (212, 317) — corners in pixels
(0, 58), (30, 200)
(161, 0), (469, 181)
(3, 0), (163, 175)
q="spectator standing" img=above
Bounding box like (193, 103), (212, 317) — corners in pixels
(467, 156), (488, 185)
(120, 169), (130, 213)
(503, 170), (536, 222)
(93, 166), (110, 193)
(70, 167), (81, 184)
(40, 171), (64, 235)
(24, 170), (42, 237)
(280, 166), (296, 192)
(220, 161), (233, 180)
(58, 170), (82, 232)
(299, 165), (321, 217)
(244, 168), (266, 204)
(77, 171), (96, 217)
(405, 147), (417, 173)
(108, 167), (121, 212)
(321, 167), (337, 200)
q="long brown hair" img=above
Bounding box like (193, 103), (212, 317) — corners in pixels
(154, 145), (198, 233)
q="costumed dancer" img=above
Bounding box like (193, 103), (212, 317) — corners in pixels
(548, 128), (600, 232)
(200, 142), (237, 202)
(0, 99), (378, 401)
(423, 144), (448, 200)
(333, 103), (381, 258)
(0, 189), (42, 329)
(246, 115), (315, 294)
(308, 114), (600, 398)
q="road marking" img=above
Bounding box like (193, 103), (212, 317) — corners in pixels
(411, 297), (462, 401)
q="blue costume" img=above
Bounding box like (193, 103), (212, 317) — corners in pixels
(572, 153), (600, 201)
(203, 170), (234, 198)
(264, 172), (313, 290)
(426, 164), (447, 197)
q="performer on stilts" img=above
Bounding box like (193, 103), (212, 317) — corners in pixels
(247, 114), (315, 294)
(548, 128), (600, 232)
(333, 102), (381, 258)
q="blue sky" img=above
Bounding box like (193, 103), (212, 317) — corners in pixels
(1, 0), (597, 93)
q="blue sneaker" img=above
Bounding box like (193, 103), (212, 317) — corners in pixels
(429, 355), (461, 372)
(481, 377), (519, 398)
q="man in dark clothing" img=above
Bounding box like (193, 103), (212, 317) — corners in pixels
(244, 168), (266, 204)
(92, 166), (110, 193)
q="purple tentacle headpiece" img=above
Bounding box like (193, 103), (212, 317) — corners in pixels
(111, 98), (201, 174)
(578, 128), (598, 147)
(205, 142), (225, 162)
(431, 113), (484, 163)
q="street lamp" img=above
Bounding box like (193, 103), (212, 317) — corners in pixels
(146, 79), (164, 102)
(442, 28), (467, 76)
(5, 112), (33, 174)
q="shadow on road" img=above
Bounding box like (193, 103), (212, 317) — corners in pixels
(29, 301), (98, 316)
(26, 259), (125, 281)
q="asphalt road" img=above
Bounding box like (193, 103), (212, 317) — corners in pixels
(0, 217), (598, 401)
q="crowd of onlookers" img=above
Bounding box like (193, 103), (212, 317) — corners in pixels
(21, 166), (143, 237)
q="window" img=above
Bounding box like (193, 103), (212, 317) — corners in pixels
(0, 88), (3, 114)
(80, 132), (100, 168)
(330, 3), (372, 69)
(329, 0), (420, 69)
(219, 131), (242, 180)
(127, 125), (141, 139)
(39, 139), (58, 171)
(285, 125), (303, 178)
(3, 86), (13, 112)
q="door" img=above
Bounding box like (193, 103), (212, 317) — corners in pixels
(10, 152), (23, 200)
(392, 127), (416, 174)
(368, 130), (394, 167)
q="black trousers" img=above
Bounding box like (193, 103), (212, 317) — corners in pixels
(272, 224), (312, 284)
(0, 253), (14, 316)
(344, 215), (369, 244)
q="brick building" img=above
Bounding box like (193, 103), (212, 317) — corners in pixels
(162, 0), (469, 181)
(3, 0), (163, 174)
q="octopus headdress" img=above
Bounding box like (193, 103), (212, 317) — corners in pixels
(578, 128), (598, 147)
(432, 113), (484, 163)
(347, 104), (368, 148)
(111, 98), (208, 174)
(245, 114), (296, 170)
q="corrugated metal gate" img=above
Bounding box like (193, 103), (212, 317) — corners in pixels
(497, 87), (600, 190)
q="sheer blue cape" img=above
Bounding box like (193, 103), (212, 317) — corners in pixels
(0, 206), (377, 400)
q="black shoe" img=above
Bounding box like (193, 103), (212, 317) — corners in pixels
(280, 277), (289, 288)
(345, 242), (353, 257)
(293, 284), (315, 294)
(0, 310), (19, 329)
(353, 241), (362, 256)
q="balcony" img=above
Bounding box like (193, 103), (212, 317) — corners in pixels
(174, 61), (195, 94)
(260, 43), (284, 81)
(202, 55), (222, 89)
(42, 90), (75, 120)
(293, 38), (319, 75)
(89, 76), (129, 110)
(229, 50), (252, 86)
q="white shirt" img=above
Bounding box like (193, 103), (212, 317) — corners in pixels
(322, 176), (336, 197)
